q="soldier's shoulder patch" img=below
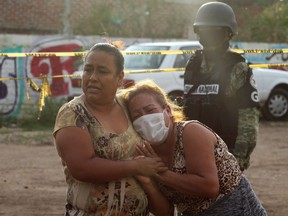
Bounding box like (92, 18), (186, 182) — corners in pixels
(250, 74), (257, 89)
(234, 62), (249, 75)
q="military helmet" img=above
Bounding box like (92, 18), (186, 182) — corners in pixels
(193, 2), (238, 36)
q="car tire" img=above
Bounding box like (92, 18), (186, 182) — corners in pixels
(261, 87), (288, 121)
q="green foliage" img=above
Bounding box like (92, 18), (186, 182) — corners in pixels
(16, 97), (65, 131)
(234, 1), (288, 42)
(73, 0), (288, 42)
(74, 0), (186, 38)
(0, 115), (17, 128)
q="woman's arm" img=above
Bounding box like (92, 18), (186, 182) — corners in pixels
(156, 122), (219, 198)
(55, 126), (167, 183)
(135, 175), (173, 216)
(139, 122), (220, 198)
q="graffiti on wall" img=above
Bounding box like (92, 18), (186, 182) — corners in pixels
(0, 36), (87, 117)
(0, 47), (22, 116)
(25, 37), (86, 99)
(231, 42), (288, 67)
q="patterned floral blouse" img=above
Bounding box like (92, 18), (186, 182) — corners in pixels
(53, 96), (149, 216)
(157, 121), (242, 215)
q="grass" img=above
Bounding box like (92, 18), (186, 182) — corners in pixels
(1, 97), (65, 131)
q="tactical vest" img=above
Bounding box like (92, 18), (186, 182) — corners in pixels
(183, 50), (258, 149)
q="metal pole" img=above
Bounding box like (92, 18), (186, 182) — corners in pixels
(63, 0), (72, 36)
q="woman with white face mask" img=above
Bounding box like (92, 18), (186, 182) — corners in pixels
(132, 109), (170, 145)
(121, 79), (267, 216)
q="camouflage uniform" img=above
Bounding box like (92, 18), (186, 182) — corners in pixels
(183, 1), (260, 171)
(183, 51), (260, 170)
(224, 61), (260, 170)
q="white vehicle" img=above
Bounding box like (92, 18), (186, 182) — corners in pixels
(123, 41), (202, 100)
(252, 67), (288, 120)
(70, 41), (288, 121)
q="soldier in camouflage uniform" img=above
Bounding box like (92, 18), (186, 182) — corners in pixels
(183, 2), (260, 171)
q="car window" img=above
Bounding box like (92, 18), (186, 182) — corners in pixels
(124, 45), (169, 70)
(173, 46), (200, 68)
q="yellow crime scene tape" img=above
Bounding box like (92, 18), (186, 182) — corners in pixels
(0, 52), (87, 57)
(0, 48), (288, 57)
(1, 48), (288, 114)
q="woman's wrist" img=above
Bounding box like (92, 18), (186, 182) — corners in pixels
(155, 170), (169, 183)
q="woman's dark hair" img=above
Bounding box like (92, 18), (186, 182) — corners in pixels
(84, 41), (125, 74)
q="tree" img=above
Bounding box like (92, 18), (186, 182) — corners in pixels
(230, 0), (288, 43)
(73, 0), (187, 38)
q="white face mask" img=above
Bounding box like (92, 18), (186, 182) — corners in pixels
(133, 110), (170, 145)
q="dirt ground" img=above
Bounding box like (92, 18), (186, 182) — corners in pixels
(0, 121), (287, 216)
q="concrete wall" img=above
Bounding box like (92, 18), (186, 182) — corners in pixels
(0, 0), (202, 39)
